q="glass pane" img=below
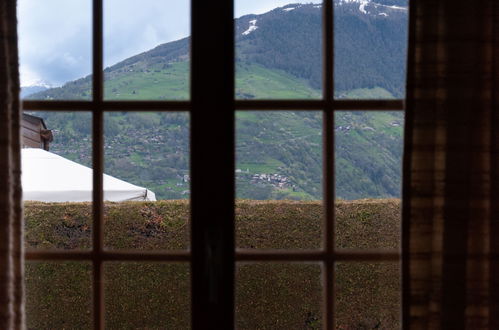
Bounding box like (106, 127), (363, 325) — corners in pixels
(103, 112), (190, 250)
(235, 1), (323, 99)
(23, 111), (92, 250)
(335, 262), (400, 329)
(105, 262), (190, 329)
(236, 111), (323, 249)
(334, 0), (408, 99)
(335, 111), (403, 250)
(26, 261), (92, 329)
(18, 0), (92, 100)
(104, 0), (190, 100)
(236, 263), (323, 329)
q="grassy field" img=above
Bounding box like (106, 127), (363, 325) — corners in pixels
(25, 199), (400, 329)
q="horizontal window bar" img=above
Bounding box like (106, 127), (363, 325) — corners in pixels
(25, 250), (191, 262)
(235, 100), (325, 110)
(333, 100), (404, 111)
(235, 249), (399, 262)
(22, 99), (404, 112)
(236, 99), (404, 110)
(334, 250), (400, 262)
(22, 100), (191, 111)
(25, 249), (400, 262)
(101, 101), (191, 111)
(22, 101), (94, 111)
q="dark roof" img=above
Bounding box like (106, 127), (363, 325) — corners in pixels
(22, 113), (47, 129)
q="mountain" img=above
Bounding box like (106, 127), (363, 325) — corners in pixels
(26, 1), (408, 200)
(21, 85), (49, 98)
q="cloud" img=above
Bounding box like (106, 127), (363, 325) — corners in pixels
(235, 0), (321, 17)
(18, 0), (92, 86)
(103, 0), (190, 68)
(19, 0), (320, 87)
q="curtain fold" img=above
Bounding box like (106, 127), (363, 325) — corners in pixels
(403, 0), (499, 328)
(0, 0), (24, 329)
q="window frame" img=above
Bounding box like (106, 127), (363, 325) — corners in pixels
(22, 0), (404, 329)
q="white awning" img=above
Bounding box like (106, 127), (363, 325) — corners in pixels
(22, 148), (156, 202)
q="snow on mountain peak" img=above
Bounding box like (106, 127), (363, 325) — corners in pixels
(21, 79), (53, 89)
(336, 0), (407, 15)
(242, 19), (258, 36)
(337, 0), (372, 14)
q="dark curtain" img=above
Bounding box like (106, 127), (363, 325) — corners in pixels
(403, 0), (499, 328)
(0, 0), (24, 328)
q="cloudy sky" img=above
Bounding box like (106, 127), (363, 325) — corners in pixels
(18, 0), (320, 87)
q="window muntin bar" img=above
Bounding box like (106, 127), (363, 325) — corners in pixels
(323, 0), (335, 328)
(26, 249), (398, 260)
(90, 0), (104, 328)
(22, 99), (404, 111)
(190, 0), (235, 328)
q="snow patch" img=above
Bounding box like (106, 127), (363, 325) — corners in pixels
(283, 4), (304, 11)
(378, 12), (388, 16)
(242, 19), (258, 36)
(383, 4), (407, 10)
(337, 0), (408, 15)
(359, 2), (368, 14)
(372, 2), (408, 11)
(337, 0), (372, 15)
(22, 79), (53, 89)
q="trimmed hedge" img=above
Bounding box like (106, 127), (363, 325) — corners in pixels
(25, 199), (400, 329)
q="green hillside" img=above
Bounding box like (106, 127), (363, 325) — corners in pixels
(32, 89), (402, 201)
(26, 3), (406, 200)
(30, 63), (402, 200)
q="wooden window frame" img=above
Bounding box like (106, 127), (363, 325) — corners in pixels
(23, 0), (404, 329)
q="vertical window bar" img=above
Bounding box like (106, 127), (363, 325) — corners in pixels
(190, 0), (235, 329)
(92, 0), (104, 329)
(402, 2), (415, 328)
(323, 0), (335, 329)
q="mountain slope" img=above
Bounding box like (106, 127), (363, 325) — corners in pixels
(26, 1), (407, 200)
(28, 0), (407, 100)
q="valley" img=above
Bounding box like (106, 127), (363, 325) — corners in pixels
(25, 1), (407, 200)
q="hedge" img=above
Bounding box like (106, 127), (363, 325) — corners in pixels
(25, 199), (400, 329)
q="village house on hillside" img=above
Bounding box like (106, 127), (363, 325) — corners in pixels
(21, 113), (53, 150)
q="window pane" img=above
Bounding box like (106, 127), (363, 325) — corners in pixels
(235, 1), (323, 99)
(103, 112), (190, 250)
(334, 0), (408, 99)
(104, 0), (190, 100)
(336, 200), (400, 249)
(104, 262), (190, 329)
(26, 261), (92, 329)
(236, 111), (323, 249)
(335, 262), (400, 329)
(334, 111), (403, 250)
(236, 263), (323, 329)
(18, 0), (92, 100)
(23, 111), (92, 251)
